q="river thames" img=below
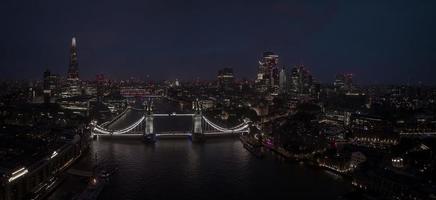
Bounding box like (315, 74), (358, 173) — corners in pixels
(48, 99), (351, 199)
(48, 137), (352, 199)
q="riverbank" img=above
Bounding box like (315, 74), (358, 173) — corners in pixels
(239, 135), (356, 190)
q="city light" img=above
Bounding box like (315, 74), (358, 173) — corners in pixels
(8, 167), (29, 182)
(50, 151), (58, 159)
(1, 1), (436, 199)
(92, 108), (250, 136)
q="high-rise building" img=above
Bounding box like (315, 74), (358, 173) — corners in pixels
(67, 37), (79, 80)
(289, 64), (318, 97)
(334, 73), (353, 92)
(279, 67), (287, 94)
(217, 67), (234, 91)
(96, 74), (105, 102)
(65, 37), (81, 97)
(255, 51), (279, 94)
(43, 69), (58, 104)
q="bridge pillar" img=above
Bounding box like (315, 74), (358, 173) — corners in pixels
(145, 115), (154, 135)
(192, 99), (205, 142)
(143, 99), (156, 143)
(192, 114), (204, 142)
(193, 114), (202, 134)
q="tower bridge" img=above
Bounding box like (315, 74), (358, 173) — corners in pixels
(91, 99), (251, 142)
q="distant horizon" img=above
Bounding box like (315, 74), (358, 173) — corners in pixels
(1, 1), (435, 85)
(2, 70), (435, 87)
(1, 38), (435, 86)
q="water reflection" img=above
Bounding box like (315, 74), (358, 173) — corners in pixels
(86, 138), (350, 200)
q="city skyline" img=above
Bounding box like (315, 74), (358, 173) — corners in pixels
(1, 1), (436, 84)
(1, 2), (436, 199)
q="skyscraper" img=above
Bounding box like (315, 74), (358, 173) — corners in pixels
(255, 51), (279, 94)
(96, 74), (105, 102)
(289, 64), (316, 97)
(279, 67), (287, 94)
(334, 73), (353, 93)
(65, 37), (81, 97)
(43, 69), (58, 104)
(67, 37), (79, 80)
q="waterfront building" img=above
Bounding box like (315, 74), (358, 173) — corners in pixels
(318, 153), (355, 174)
(0, 129), (89, 200)
(349, 114), (399, 148)
(0, 105), (90, 200)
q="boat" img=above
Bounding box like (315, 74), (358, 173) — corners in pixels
(74, 176), (106, 200)
(74, 152), (118, 200)
(99, 166), (119, 179)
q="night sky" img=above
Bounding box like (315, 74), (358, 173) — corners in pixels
(1, 0), (435, 84)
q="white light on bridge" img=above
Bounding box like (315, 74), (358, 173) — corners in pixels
(50, 151), (58, 159)
(8, 167), (29, 182)
(93, 107), (249, 135)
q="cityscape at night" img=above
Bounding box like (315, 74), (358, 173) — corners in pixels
(1, 1), (436, 200)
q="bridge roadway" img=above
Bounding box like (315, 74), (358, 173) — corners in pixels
(94, 131), (240, 139)
(399, 132), (436, 137)
(152, 113), (194, 117)
(105, 107), (144, 130)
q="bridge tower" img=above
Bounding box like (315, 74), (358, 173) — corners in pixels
(144, 98), (156, 142)
(192, 99), (205, 142)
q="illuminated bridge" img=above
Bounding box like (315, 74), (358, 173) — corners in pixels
(92, 99), (251, 141)
(399, 131), (436, 138)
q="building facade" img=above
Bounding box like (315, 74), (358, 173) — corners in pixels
(65, 37), (81, 97)
(255, 52), (279, 94)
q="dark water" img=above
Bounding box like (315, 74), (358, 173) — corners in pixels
(48, 99), (351, 199)
(84, 138), (350, 200)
